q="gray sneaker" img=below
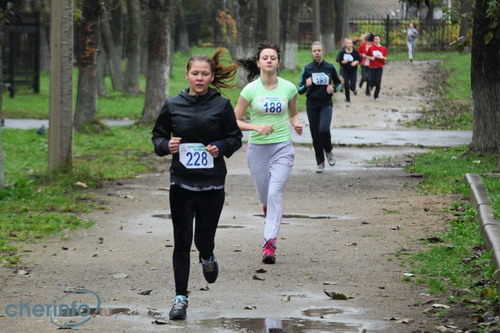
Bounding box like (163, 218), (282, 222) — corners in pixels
(315, 162), (325, 173)
(326, 152), (336, 166)
(201, 255), (218, 283)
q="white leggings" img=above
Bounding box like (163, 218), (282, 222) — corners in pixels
(247, 141), (295, 244)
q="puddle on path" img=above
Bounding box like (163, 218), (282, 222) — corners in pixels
(196, 315), (361, 332)
(151, 213), (171, 219)
(254, 214), (355, 220)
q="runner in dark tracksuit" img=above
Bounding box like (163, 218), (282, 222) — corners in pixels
(298, 41), (341, 173)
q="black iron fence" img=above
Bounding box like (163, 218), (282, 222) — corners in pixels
(349, 15), (460, 50)
(1, 12), (40, 97)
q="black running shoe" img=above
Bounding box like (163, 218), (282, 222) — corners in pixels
(169, 299), (188, 320)
(201, 256), (219, 283)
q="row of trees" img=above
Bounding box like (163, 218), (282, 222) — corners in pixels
(0, 0), (498, 185)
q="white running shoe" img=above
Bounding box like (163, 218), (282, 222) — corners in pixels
(315, 162), (325, 173)
(326, 152), (336, 166)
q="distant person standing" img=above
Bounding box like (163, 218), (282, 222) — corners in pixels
(358, 32), (374, 96)
(367, 35), (388, 101)
(336, 38), (361, 107)
(406, 23), (418, 62)
(298, 41), (341, 174)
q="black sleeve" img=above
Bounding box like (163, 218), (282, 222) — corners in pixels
(213, 100), (243, 158)
(353, 50), (362, 62)
(335, 50), (343, 64)
(151, 100), (172, 157)
(330, 65), (341, 86)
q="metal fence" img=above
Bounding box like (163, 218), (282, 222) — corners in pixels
(349, 16), (460, 50)
(1, 12), (40, 97)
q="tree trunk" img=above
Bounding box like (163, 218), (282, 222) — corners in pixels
(176, 2), (190, 54)
(48, 0), (74, 174)
(97, 38), (109, 97)
(140, 5), (148, 75)
(141, 0), (175, 123)
(470, 0), (500, 154)
(334, 0), (349, 49)
(312, 0), (320, 41)
(320, 0), (335, 54)
(111, 0), (124, 58)
(267, 0), (279, 45)
(124, 0), (141, 95)
(255, 0), (268, 44)
(74, 0), (102, 130)
(459, 0), (472, 53)
(100, 4), (123, 90)
(0, 30), (4, 188)
(235, 0), (255, 87)
(281, 0), (299, 70)
(33, 0), (50, 72)
(213, 0), (224, 46)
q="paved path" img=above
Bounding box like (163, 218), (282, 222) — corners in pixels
(4, 117), (472, 148)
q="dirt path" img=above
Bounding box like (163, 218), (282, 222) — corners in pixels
(0, 61), (459, 333)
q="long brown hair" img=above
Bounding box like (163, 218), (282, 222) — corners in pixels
(236, 43), (281, 82)
(186, 48), (238, 91)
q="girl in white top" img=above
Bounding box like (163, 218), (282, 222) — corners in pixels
(234, 43), (303, 264)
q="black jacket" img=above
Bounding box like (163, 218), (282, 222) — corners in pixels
(298, 60), (341, 102)
(152, 88), (242, 188)
(336, 48), (362, 75)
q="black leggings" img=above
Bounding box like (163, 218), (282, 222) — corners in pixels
(369, 67), (384, 99)
(343, 70), (357, 103)
(169, 185), (225, 296)
(360, 66), (370, 94)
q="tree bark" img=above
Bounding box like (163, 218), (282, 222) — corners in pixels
(141, 0), (175, 123)
(281, 0), (299, 70)
(470, 0), (500, 154)
(124, 0), (141, 95)
(255, 0), (268, 44)
(312, 0), (320, 41)
(48, 0), (74, 174)
(235, 0), (255, 86)
(320, 0), (335, 54)
(140, 4), (148, 75)
(0, 30), (4, 188)
(74, 0), (102, 130)
(267, 0), (279, 45)
(176, 2), (190, 54)
(334, 0), (349, 49)
(100, 4), (123, 90)
(32, 0), (50, 72)
(111, 0), (124, 58)
(97, 38), (108, 97)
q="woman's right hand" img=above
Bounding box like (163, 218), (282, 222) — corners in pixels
(305, 77), (313, 87)
(168, 137), (182, 154)
(255, 124), (274, 135)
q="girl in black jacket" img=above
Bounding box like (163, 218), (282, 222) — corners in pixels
(152, 49), (242, 320)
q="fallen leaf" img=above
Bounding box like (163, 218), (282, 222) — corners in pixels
(200, 286), (210, 291)
(431, 303), (450, 309)
(152, 319), (168, 325)
(281, 295), (291, 302)
(113, 273), (129, 279)
(138, 290), (152, 295)
(243, 305), (256, 310)
(15, 269), (29, 276)
(252, 275), (265, 281)
(323, 281), (337, 285)
(324, 290), (348, 300)
(74, 182), (88, 188)
(255, 268), (267, 273)
(403, 273), (415, 277)
(345, 242), (357, 246)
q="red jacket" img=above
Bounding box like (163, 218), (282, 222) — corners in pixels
(358, 41), (372, 66)
(367, 44), (388, 68)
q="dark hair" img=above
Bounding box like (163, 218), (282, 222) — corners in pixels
(365, 32), (374, 42)
(236, 43), (281, 82)
(186, 48), (238, 91)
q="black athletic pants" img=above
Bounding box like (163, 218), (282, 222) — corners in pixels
(343, 70), (357, 103)
(170, 184), (225, 296)
(369, 67), (384, 99)
(306, 101), (333, 165)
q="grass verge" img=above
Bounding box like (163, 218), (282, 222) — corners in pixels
(0, 125), (155, 264)
(406, 146), (500, 330)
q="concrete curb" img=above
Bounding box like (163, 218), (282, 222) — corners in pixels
(465, 173), (500, 289)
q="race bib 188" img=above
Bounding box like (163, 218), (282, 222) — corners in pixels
(179, 143), (214, 169)
(311, 72), (329, 85)
(256, 96), (286, 114)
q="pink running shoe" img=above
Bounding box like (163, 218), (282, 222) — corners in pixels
(262, 238), (277, 264)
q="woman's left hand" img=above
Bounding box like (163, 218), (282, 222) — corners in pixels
(293, 123), (303, 136)
(206, 144), (219, 158)
(326, 85), (334, 94)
